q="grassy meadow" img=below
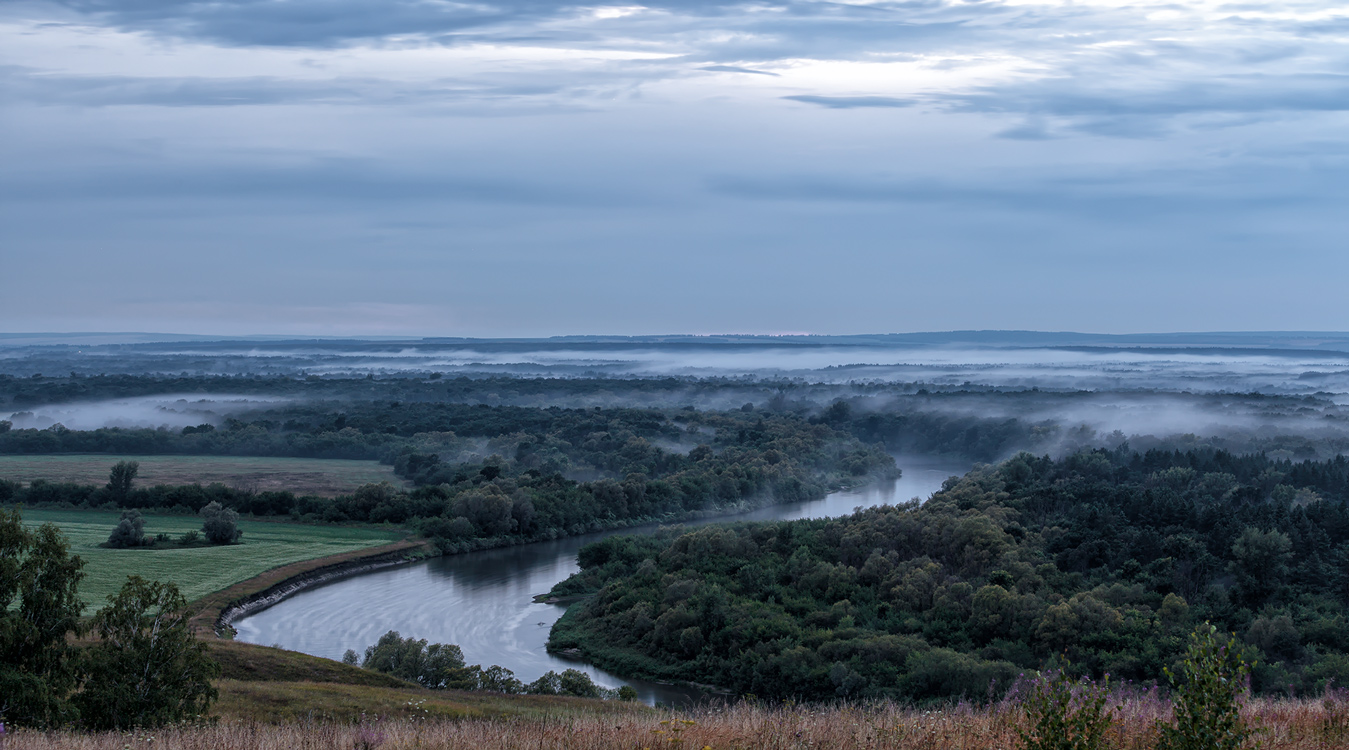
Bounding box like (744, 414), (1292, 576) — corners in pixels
(19, 508), (402, 612)
(0, 454), (407, 496)
(6, 695), (1347, 749)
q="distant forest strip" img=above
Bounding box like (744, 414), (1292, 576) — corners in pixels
(546, 447), (1349, 702)
(4, 374), (1349, 463)
(0, 406), (895, 551)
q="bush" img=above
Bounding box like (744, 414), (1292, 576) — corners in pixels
(105, 510), (146, 548)
(179, 529), (200, 544)
(200, 501), (241, 545)
(1157, 623), (1259, 750)
(1016, 661), (1114, 750)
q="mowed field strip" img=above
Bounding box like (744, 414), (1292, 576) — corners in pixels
(20, 509), (403, 613)
(0, 454), (409, 496)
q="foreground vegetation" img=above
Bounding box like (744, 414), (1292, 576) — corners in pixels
(549, 447), (1349, 701)
(17, 508), (399, 612)
(5, 694), (1347, 749)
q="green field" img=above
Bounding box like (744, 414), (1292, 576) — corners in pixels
(19, 508), (402, 613)
(0, 454), (408, 496)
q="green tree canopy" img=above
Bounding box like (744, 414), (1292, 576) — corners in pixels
(76, 577), (219, 730)
(0, 508), (85, 728)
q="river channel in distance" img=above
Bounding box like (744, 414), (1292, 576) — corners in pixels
(234, 455), (971, 705)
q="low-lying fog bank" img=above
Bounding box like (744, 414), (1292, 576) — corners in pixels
(4, 333), (1349, 395)
(4, 394), (288, 431)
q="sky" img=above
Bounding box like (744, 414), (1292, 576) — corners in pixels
(2, 0), (1348, 336)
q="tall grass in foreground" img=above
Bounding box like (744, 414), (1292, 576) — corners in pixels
(7, 693), (1347, 750)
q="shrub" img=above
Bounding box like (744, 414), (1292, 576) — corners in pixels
(1157, 623), (1259, 750)
(179, 529), (200, 544)
(105, 510), (146, 548)
(1016, 661), (1114, 750)
(200, 501), (242, 544)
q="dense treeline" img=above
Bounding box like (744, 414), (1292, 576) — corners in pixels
(547, 447), (1349, 703)
(6, 373), (1349, 465)
(1, 407), (895, 550)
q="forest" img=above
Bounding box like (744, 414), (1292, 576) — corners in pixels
(0, 400), (895, 550)
(5, 373), (1349, 463)
(547, 447), (1349, 702)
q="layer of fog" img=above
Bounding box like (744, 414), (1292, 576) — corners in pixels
(4, 394), (289, 431)
(7, 342), (1349, 396)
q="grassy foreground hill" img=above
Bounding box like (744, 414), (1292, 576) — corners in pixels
(8, 695), (1347, 749)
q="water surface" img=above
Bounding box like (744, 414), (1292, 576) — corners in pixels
(234, 455), (969, 704)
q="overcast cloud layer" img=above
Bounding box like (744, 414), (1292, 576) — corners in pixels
(2, 0), (1347, 335)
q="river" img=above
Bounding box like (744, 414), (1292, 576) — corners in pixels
(233, 455), (970, 705)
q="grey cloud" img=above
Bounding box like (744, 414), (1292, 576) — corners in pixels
(995, 120), (1056, 140)
(706, 163), (1346, 217)
(36, 0), (992, 55)
(1, 67), (370, 106)
(48, 0), (536, 47)
(782, 95), (913, 108)
(947, 75), (1349, 123)
(0, 159), (618, 206)
(700, 65), (778, 76)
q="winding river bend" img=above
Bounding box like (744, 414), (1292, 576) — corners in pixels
(234, 456), (970, 705)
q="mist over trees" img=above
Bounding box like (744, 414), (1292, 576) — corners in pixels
(0, 405), (896, 551)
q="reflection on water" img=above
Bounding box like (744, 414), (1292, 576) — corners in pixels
(234, 456), (969, 705)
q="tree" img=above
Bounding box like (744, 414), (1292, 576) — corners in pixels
(200, 501), (241, 545)
(1230, 527), (1291, 605)
(105, 509), (146, 548)
(0, 508), (85, 728)
(478, 665), (524, 694)
(106, 460), (139, 500)
(452, 486), (513, 536)
(523, 668), (604, 697)
(361, 630), (477, 689)
(76, 577), (219, 730)
(1156, 623), (1258, 750)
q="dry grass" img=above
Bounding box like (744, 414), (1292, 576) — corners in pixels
(210, 679), (649, 724)
(205, 641), (413, 687)
(6, 695), (1347, 750)
(0, 454), (408, 496)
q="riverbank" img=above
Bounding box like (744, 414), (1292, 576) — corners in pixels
(200, 469), (896, 636)
(227, 461), (969, 706)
